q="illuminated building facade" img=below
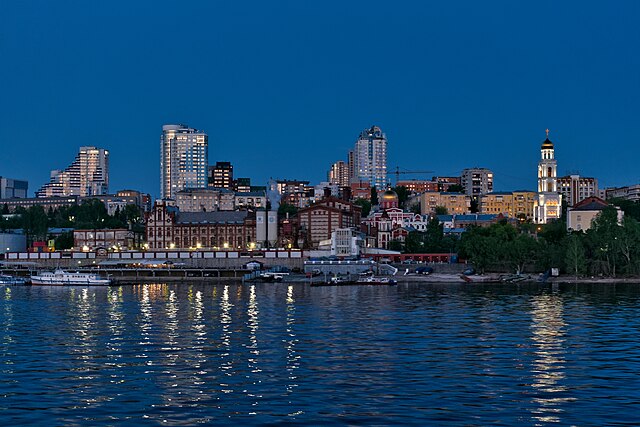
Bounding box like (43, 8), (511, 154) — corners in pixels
(160, 124), (208, 199)
(534, 130), (562, 223)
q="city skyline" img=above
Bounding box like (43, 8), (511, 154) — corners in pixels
(1, 1), (639, 198)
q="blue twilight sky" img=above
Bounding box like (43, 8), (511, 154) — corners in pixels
(1, 1), (639, 199)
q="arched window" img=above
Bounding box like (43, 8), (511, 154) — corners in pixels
(547, 167), (552, 177)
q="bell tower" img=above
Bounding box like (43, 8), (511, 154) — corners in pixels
(534, 130), (562, 224)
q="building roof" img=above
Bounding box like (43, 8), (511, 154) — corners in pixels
(541, 137), (554, 150)
(381, 189), (398, 200)
(571, 196), (609, 211)
(485, 191), (513, 196)
(176, 211), (249, 224)
(236, 191), (265, 197)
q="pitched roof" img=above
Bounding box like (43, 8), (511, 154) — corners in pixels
(571, 196), (609, 211)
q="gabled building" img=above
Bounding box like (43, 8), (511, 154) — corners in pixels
(567, 197), (623, 231)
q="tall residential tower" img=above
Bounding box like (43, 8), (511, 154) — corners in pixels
(160, 124), (208, 199)
(36, 146), (109, 197)
(351, 126), (388, 189)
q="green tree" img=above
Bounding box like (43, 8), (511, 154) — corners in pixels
(370, 186), (379, 206)
(434, 206), (448, 215)
(506, 234), (539, 274)
(354, 198), (372, 217)
(388, 240), (403, 251)
(613, 216), (640, 275)
(22, 205), (49, 244)
(446, 184), (464, 193)
(565, 233), (586, 277)
(392, 186), (410, 208)
(55, 231), (75, 250)
(278, 203), (298, 218)
(470, 199), (479, 213)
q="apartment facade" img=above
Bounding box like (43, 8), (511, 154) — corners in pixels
(160, 124), (208, 199)
(461, 168), (493, 198)
(420, 192), (471, 215)
(37, 146), (109, 197)
(557, 175), (598, 207)
(352, 126), (388, 189)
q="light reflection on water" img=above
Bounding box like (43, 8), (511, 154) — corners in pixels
(1, 282), (640, 425)
(529, 293), (574, 424)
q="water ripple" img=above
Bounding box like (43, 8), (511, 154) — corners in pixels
(1, 282), (640, 425)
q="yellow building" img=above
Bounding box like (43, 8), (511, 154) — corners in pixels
(421, 192), (471, 215)
(512, 191), (536, 220)
(480, 192), (513, 216)
(480, 191), (536, 220)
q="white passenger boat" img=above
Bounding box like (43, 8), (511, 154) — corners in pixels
(30, 269), (111, 286)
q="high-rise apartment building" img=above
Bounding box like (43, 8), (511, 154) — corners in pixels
(0, 177), (28, 199)
(461, 168), (493, 198)
(352, 126), (387, 189)
(160, 124), (208, 199)
(557, 175), (598, 207)
(36, 146), (109, 197)
(328, 160), (350, 187)
(208, 161), (233, 189)
(534, 131), (562, 223)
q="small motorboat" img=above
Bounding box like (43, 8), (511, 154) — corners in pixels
(0, 275), (28, 285)
(356, 276), (397, 286)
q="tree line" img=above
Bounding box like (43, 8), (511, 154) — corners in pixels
(394, 201), (640, 277)
(1, 200), (143, 249)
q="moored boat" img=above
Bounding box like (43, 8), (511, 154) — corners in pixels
(30, 269), (111, 286)
(355, 276), (397, 286)
(0, 275), (28, 286)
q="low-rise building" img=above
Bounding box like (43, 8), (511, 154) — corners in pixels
(297, 197), (362, 249)
(145, 202), (256, 250)
(0, 196), (79, 212)
(480, 191), (536, 220)
(396, 179), (438, 193)
(567, 197), (623, 231)
(0, 177), (28, 199)
(605, 184), (640, 202)
(234, 191), (266, 210)
(436, 214), (510, 231)
(331, 228), (365, 257)
(421, 192), (471, 215)
(74, 228), (141, 250)
(175, 188), (235, 212)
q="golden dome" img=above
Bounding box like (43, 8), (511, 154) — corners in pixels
(382, 189), (398, 200)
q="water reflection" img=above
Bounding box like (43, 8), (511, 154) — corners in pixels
(285, 285), (301, 415)
(106, 287), (125, 377)
(219, 285), (234, 394)
(529, 292), (574, 423)
(1, 287), (14, 378)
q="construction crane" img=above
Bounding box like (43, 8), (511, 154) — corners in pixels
(387, 167), (434, 185)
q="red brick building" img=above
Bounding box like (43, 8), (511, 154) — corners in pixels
(297, 197), (362, 248)
(146, 202), (256, 249)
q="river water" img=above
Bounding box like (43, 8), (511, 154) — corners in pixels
(1, 281), (639, 425)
